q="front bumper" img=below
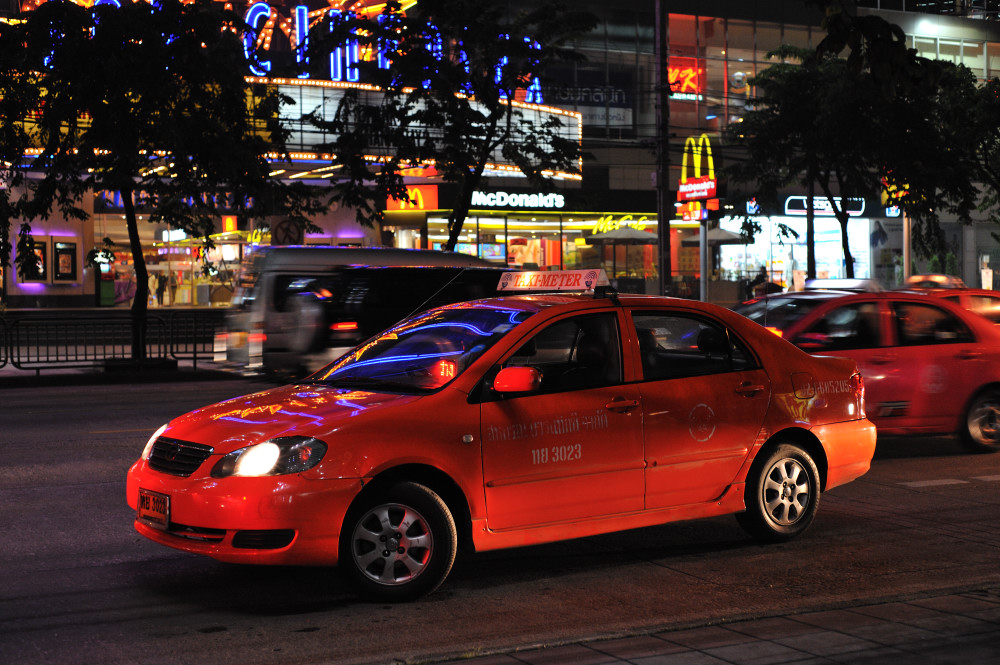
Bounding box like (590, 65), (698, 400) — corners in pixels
(126, 460), (364, 566)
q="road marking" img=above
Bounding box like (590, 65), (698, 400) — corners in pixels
(91, 429), (153, 434)
(900, 479), (969, 488)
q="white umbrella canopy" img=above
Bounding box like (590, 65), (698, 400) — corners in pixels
(680, 227), (748, 246)
(586, 227), (657, 278)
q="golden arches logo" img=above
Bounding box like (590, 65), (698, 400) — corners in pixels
(387, 185), (438, 211)
(403, 187), (425, 210)
(681, 134), (714, 182)
(677, 133), (717, 203)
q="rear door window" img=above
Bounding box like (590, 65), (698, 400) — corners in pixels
(631, 313), (754, 381)
(891, 302), (973, 345)
(797, 302), (880, 350)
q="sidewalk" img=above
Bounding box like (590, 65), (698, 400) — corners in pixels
(0, 357), (238, 388)
(440, 586), (1000, 664)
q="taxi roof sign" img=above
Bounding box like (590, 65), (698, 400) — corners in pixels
(497, 269), (610, 292)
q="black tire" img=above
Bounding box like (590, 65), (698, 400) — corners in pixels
(736, 443), (820, 543)
(339, 482), (457, 602)
(962, 389), (1000, 453)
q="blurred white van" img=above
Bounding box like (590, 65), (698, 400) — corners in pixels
(217, 246), (504, 377)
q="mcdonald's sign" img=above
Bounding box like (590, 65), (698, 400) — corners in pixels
(677, 133), (717, 202)
(385, 185), (439, 212)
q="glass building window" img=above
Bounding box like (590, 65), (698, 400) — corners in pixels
(962, 40), (986, 78)
(988, 42), (1000, 78)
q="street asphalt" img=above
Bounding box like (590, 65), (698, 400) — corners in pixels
(4, 360), (999, 664)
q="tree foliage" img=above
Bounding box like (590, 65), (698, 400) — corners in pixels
(725, 7), (981, 277)
(971, 78), (1000, 243)
(0, 0), (325, 358)
(300, 0), (595, 250)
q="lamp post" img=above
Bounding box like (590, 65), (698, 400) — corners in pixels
(654, 0), (672, 296)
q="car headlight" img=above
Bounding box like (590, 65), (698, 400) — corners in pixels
(142, 424), (169, 460)
(211, 436), (328, 478)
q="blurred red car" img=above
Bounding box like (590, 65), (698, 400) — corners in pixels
(127, 270), (875, 601)
(909, 288), (1000, 324)
(738, 290), (1000, 452)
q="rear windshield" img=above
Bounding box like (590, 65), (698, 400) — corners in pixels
(734, 296), (835, 331)
(305, 306), (532, 393)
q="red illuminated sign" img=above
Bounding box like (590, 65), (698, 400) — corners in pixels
(677, 133), (717, 203)
(668, 57), (702, 98)
(386, 185), (439, 211)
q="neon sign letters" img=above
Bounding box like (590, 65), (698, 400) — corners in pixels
(471, 190), (565, 209)
(784, 196), (866, 218)
(668, 57), (703, 101)
(240, 1), (544, 102)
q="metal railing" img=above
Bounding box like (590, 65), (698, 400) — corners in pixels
(0, 309), (226, 373)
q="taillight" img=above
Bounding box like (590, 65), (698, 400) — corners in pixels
(850, 372), (866, 418)
(765, 327), (783, 337)
(330, 322), (359, 331)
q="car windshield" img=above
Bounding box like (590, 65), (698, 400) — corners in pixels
(305, 305), (532, 393)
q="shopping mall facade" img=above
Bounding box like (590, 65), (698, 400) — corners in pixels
(4, 0), (1000, 308)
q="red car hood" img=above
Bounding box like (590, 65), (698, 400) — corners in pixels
(161, 383), (423, 454)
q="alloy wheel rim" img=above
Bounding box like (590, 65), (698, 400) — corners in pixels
(762, 458), (810, 526)
(351, 503), (434, 586)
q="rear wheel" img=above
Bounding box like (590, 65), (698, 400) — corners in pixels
(737, 443), (820, 542)
(962, 389), (1000, 453)
(339, 482), (457, 602)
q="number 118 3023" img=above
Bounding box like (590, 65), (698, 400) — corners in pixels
(531, 444), (582, 465)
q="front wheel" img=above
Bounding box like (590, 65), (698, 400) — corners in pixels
(736, 443), (820, 543)
(962, 389), (1000, 453)
(339, 482), (457, 602)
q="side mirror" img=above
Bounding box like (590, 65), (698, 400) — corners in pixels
(493, 366), (542, 394)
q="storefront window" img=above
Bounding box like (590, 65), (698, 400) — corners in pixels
(913, 36), (937, 59)
(421, 213), (661, 284)
(962, 40), (986, 78)
(755, 22), (784, 58)
(727, 20), (756, 65)
(782, 25), (813, 51)
(718, 215), (874, 289)
(988, 42), (1000, 79)
(939, 39), (962, 64)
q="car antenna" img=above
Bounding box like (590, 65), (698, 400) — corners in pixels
(401, 266), (472, 321)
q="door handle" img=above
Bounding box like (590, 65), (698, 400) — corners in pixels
(605, 398), (640, 413)
(957, 350), (983, 361)
(735, 382), (765, 397)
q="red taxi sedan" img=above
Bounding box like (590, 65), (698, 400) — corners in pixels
(127, 270), (875, 601)
(740, 290), (1000, 452)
